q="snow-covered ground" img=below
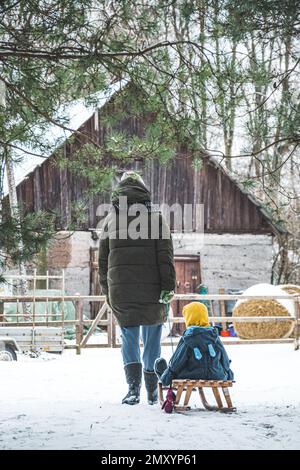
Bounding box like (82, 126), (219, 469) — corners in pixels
(1, 344), (300, 450)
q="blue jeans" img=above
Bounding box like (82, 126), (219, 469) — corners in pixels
(121, 324), (163, 372)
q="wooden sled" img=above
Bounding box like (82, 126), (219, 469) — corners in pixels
(158, 379), (236, 413)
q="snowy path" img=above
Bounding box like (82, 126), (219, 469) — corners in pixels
(1, 344), (300, 450)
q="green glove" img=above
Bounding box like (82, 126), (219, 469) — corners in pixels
(159, 290), (175, 304)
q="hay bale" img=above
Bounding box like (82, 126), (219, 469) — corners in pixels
(280, 284), (300, 296)
(280, 285), (300, 337)
(233, 283), (294, 339)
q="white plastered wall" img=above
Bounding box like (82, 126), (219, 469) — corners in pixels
(172, 233), (274, 293)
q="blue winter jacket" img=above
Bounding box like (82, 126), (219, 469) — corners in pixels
(160, 326), (234, 386)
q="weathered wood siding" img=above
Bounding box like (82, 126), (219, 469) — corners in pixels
(139, 155), (270, 233)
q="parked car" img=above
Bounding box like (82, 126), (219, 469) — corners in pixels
(0, 337), (19, 361)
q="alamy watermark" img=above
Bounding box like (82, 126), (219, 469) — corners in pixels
(96, 197), (204, 242)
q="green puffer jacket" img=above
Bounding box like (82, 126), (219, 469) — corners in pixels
(98, 178), (176, 327)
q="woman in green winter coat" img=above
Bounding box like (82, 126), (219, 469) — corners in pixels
(99, 171), (176, 405)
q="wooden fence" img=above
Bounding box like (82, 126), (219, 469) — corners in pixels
(0, 293), (299, 353)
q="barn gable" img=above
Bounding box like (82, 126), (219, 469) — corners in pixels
(2, 85), (285, 235)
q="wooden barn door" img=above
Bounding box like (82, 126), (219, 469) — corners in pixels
(171, 255), (201, 334)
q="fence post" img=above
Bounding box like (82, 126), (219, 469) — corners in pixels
(294, 297), (300, 351)
(0, 299), (3, 323)
(75, 294), (83, 355)
(111, 314), (117, 348)
(218, 287), (227, 332)
(107, 307), (112, 347)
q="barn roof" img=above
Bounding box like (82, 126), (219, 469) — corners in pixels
(2, 83), (287, 235)
(203, 155), (287, 235)
(2, 80), (127, 195)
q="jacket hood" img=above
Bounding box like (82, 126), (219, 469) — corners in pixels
(111, 178), (151, 205)
(182, 302), (209, 327)
(182, 326), (219, 348)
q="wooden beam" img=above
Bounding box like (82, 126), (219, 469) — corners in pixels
(75, 295), (83, 355)
(294, 298), (300, 351)
(0, 294), (298, 302)
(80, 302), (108, 348)
(219, 288), (227, 331)
(171, 316), (297, 323)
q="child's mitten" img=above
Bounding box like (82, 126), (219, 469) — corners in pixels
(162, 387), (176, 413)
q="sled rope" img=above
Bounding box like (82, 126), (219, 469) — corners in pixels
(166, 303), (175, 354)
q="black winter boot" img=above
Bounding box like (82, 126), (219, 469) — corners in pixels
(122, 363), (142, 405)
(144, 370), (158, 405)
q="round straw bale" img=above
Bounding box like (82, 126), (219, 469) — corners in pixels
(233, 283), (294, 339)
(280, 284), (300, 296)
(280, 285), (300, 337)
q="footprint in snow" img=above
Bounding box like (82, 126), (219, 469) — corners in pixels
(266, 431), (277, 438)
(260, 423), (274, 429)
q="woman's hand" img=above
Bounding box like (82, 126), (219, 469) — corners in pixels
(159, 290), (175, 304)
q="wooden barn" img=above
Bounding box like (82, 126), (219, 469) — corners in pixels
(2, 83), (286, 317)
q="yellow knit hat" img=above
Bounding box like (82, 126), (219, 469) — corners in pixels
(182, 302), (209, 328)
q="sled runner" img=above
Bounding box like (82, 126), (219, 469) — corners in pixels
(158, 379), (236, 413)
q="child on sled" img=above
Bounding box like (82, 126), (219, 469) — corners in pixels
(155, 301), (234, 386)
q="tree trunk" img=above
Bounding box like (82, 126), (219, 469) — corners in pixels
(4, 148), (31, 318)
